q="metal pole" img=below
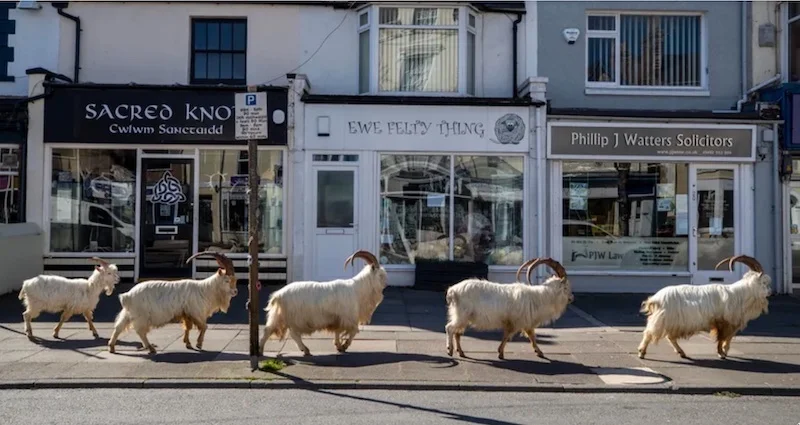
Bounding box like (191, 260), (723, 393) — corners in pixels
(247, 85), (260, 370)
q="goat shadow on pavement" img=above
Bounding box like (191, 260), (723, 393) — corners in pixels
(270, 352), (459, 369)
(648, 355), (800, 374)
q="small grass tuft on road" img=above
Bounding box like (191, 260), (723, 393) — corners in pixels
(259, 359), (287, 372)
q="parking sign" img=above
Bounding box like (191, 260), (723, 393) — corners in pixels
(235, 92), (268, 140)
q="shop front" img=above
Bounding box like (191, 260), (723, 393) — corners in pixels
(297, 98), (541, 287)
(547, 120), (759, 292)
(36, 82), (289, 284)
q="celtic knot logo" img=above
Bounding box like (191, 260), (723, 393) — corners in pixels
(151, 171), (186, 205)
(491, 113), (526, 145)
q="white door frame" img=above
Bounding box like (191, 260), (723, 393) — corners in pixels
(688, 163), (747, 284)
(308, 161), (360, 281)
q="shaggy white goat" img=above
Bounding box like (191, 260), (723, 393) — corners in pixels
(107, 251), (238, 355)
(445, 257), (574, 360)
(258, 250), (387, 357)
(19, 257), (120, 340)
(637, 255), (772, 360)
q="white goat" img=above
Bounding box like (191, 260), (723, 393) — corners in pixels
(637, 255), (772, 360)
(258, 250), (388, 357)
(445, 257), (574, 360)
(107, 251), (238, 355)
(19, 257), (120, 340)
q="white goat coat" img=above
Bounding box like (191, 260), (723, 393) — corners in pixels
(641, 271), (771, 342)
(264, 265), (386, 338)
(19, 268), (119, 315)
(114, 274), (235, 333)
(446, 276), (572, 332)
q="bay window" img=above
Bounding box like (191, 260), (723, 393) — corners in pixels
(359, 5), (478, 95)
(379, 154), (523, 266)
(586, 12), (706, 91)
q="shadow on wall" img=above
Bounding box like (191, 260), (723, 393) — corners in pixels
(0, 222), (43, 296)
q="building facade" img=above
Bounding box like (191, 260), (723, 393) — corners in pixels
(7, 1), (790, 294)
(537, 1), (783, 293)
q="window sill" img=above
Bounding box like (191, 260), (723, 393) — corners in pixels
(585, 88), (710, 97)
(362, 91), (473, 97)
(0, 76), (14, 83)
(564, 270), (691, 277)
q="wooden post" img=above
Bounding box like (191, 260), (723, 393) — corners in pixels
(246, 85), (260, 370)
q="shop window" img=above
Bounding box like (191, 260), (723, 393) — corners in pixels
(586, 13), (705, 90)
(359, 6), (477, 94)
(379, 154), (523, 266)
(191, 18), (247, 85)
(198, 149), (283, 254)
(0, 145), (21, 224)
(561, 162), (689, 271)
(49, 149), (137, 253)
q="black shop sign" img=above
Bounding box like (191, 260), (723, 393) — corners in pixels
(43, 86), (288, 145)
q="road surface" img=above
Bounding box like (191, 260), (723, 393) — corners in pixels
(0, 388), (798, 425)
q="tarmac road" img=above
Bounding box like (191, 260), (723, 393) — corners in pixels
(1, 388), (798, 425)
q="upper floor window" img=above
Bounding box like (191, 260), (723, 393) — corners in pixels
(191, 18), (247, 85)
(0, 3), (15, 82)
(359, 5), (477, 95)
(586, 12), (706, 91)
(789, 4), (800, 82)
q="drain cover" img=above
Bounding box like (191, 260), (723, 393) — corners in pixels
(591, 367), (669, 385)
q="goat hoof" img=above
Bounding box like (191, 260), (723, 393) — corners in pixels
(92, 333), (100, 339)
(26, 334), (34, 342)
(678, 352), (688, 359)
(303, 351), (312, 357)
(638, 352), (645, 359)
(498, 354), (505, 360)
(535, 351), (545, 358)
(185, 343), (193, 349)
(108, 347), (115, 354)
(446, 348), (453, 357)
(457, 350), (465, 358)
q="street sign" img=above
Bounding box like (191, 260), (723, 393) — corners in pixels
(235, 92), (268, 140)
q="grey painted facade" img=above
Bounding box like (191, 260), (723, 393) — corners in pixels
(538, 1), (744, 110)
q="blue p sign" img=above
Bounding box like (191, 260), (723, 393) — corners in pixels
(245, 94), (257, 106)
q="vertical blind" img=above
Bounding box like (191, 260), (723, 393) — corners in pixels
(377, 7), (460, 92)
(588, 14), (702, 87)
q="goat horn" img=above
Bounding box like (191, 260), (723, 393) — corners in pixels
(186, 251), (236, 277)
(344, 250), (379, 271)
(714, 257), (734, 271)
(728, 255), (763, 274)
(527, 257), (567, 285)
(89, 257), (109, 268)
(515, 258), (538, 282)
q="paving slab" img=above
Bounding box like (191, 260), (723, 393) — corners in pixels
(0, 289), (798, 393)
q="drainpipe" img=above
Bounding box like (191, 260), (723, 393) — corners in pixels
(52, 2), (81, 83)
(741, 0), (748, 97)
(512, 13), (522, 98)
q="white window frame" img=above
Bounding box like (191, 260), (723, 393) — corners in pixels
(0, 143), (21, 224)
(42, 145), (288, 262)
(584, 11), (710, 97)
(781, 3), (800, 83)
(358, 4), (479, 96)
(377, 151), (528, 272)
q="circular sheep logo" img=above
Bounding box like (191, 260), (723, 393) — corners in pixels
(151, 171), (186, 205)
(492, 113), (525, 145)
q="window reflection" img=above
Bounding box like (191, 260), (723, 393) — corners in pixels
(49, 149), (137, 253)
(379, 154), (524, 266)
(198, 149), (283, 254)
(0, 146), (20, 224)
(562, 162), (689, 271)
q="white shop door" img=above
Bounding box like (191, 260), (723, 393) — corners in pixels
(313, 165), (358, 282)
(689, 164), (742, 284)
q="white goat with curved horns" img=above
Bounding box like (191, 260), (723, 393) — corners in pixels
(637, 255), (772, 360)
(19, 257), (120, 340)
(107, 251), (238, 355)
(258, 250), (388, 357)
(445, 257), (574, 360)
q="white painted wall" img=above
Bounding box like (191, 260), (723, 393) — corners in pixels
(751, 0), (779, 86)
(53, 2), (522, 97)
(4, 4), (62, 96)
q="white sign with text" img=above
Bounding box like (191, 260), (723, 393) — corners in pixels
(235, 92), (268, 140)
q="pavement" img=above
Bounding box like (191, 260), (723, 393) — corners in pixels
(1, 284), (799, 395)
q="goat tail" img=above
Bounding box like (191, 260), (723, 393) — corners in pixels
(445, 287), (457, 306)
(17, 288), (25, 301)
(640, 297), (659, 316)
